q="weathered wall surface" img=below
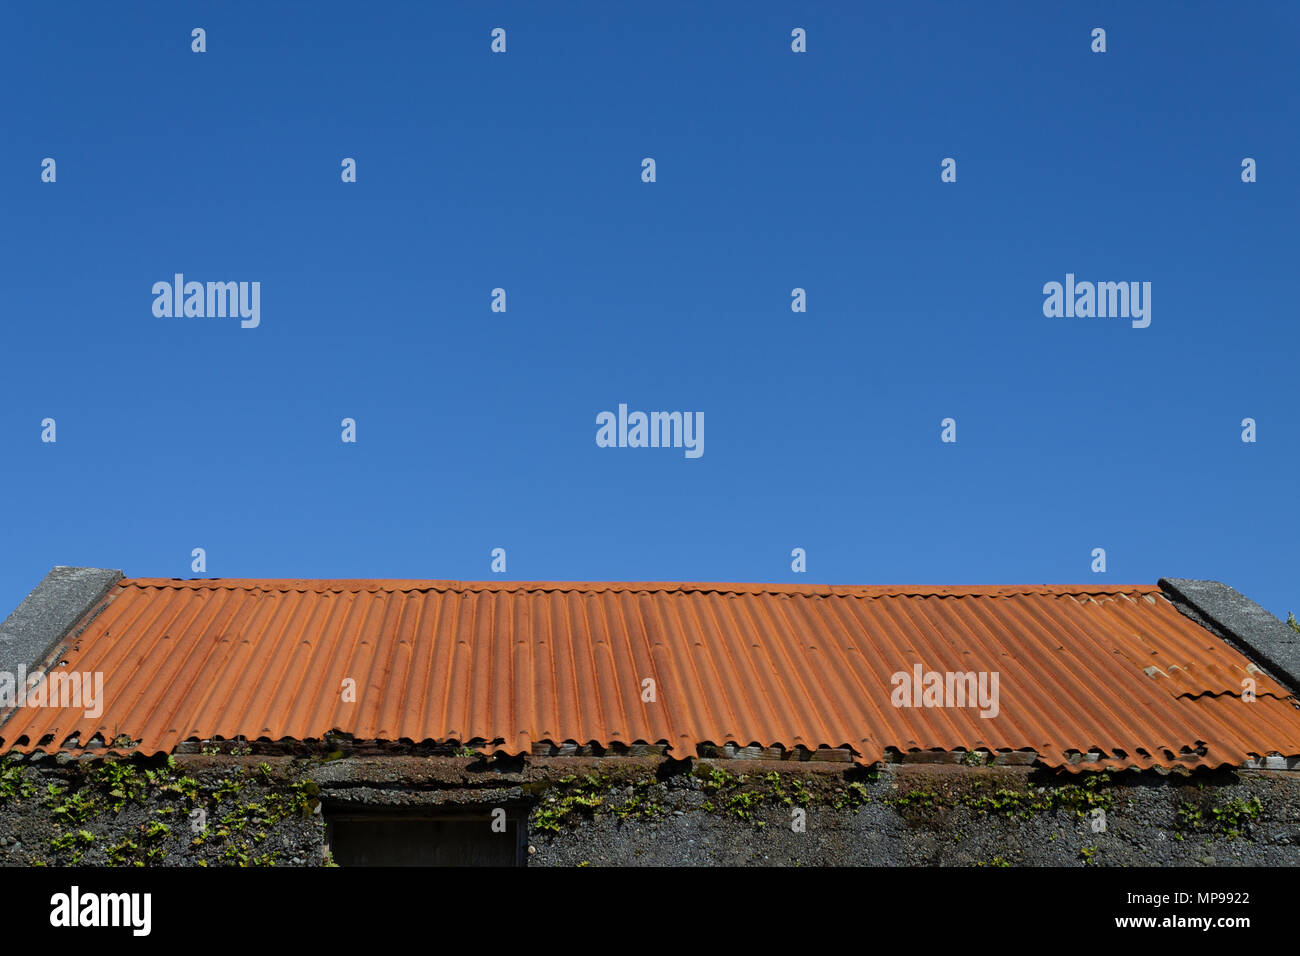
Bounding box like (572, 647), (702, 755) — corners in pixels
(1, 752), (1297, 866)
(0, 753), (325, 867)
(522, 761), (1300, 867)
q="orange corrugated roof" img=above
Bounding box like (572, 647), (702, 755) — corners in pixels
(2, 578), (1298, 771)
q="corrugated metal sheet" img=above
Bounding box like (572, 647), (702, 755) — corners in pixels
(2, 578), (1297, 771)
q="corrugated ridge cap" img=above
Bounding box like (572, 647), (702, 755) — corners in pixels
(117, 578), (1164, 599)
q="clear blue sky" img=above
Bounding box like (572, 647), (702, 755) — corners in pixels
(2, 2), (1297, 619)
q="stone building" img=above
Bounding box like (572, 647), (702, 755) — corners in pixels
(0, 568), (1297, 867)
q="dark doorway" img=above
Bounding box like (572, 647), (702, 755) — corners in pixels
(325, 810), (525, 866)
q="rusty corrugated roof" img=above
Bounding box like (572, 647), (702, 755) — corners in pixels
(2, 578), (1297, 771)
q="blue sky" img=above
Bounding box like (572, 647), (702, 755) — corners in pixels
(2, 2), (1297, 619)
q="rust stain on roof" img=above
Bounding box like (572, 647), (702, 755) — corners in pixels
(2, 578), (1297, 771)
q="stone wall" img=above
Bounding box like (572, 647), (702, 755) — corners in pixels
(1, 751), (1297, 867)
(0, 752), (325, 867)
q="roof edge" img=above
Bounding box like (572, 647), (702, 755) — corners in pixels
(0, 567), (123, 681)
(1159, 578), (1300, 696)
(116, 577), (1164, 599)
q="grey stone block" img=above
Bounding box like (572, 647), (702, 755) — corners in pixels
(1160, 577), (1300, 695)
(0, 567), (122, 679)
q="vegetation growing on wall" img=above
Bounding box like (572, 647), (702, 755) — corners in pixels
(0, 753), (322, 867)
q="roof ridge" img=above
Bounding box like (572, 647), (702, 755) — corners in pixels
(117, 578), (1163, 598)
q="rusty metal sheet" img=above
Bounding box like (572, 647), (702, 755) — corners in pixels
(1, 579), (1297, 770)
